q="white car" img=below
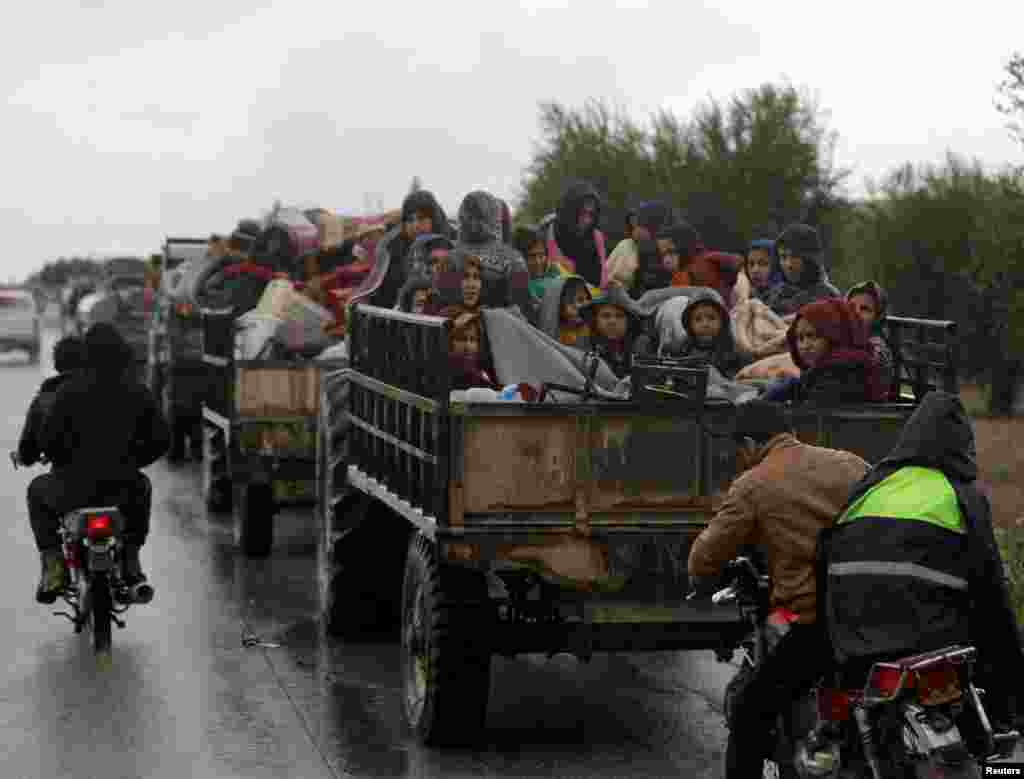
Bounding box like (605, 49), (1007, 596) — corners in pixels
(0, 288), (42, 363)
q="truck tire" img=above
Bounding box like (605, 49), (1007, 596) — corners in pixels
(401, 533), (492, 746)
(163, 382), (187, 463)
(235, 483), (274, 558)
(202, 428), (232, 513)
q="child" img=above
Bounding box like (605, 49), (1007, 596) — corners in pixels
(665, 289), (751, 379)
(606, 200), (674, 291)
(17, 336), (86, 468)
(658, 223), (741, 309)
(846, 281), (895, 397)
(515, 225), (563, 325)
(761, 297), (887, 405)
(426, 253), (483, 317)
(537, 275), (592, 346)
(447, 312), (495, 390)
(736, 239), (778, 303)
(761, 224), (840, 317)
(577, 285), (644, 379)
(397, 277), (433, 314)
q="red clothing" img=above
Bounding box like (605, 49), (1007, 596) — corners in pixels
(672, 250), (741, 309)
(785, 297), (888, 402)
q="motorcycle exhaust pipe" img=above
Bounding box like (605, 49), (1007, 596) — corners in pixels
(128, 581), (154, 604)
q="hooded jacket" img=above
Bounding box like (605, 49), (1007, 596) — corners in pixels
(395, 275), (434, 313)
(354, 191), (451, 310)
(548, 181), (607, 288)
(765, 297), (887, 405)
(669, 289), (751, 379)
(41, 324), (170, 483)
(537, 275), (591, 346)
(452, 191), (530, 312)
(605, 200), (675, 289)
(820, 392), (1024, 708)
(18, 373), (76, 467)
(576, 285), (646, 378)
(761, 230), (840, 317)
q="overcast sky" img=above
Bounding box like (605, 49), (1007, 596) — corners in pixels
(3, 0), (1022, 282)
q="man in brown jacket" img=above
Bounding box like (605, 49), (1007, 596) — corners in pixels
(688, 400), (869, 779)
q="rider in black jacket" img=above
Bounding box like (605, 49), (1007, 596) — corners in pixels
(17, 335), (85, 468)
(29, 323), (170, 603)
(821, 391), (1024, 728)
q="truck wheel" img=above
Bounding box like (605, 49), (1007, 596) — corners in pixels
(235, 483), (274, 558)
(401, 533), (492, 746)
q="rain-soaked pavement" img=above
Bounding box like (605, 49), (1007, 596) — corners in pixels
(1, 317), (742, 779)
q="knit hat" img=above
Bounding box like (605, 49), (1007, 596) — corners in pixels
(776, 224), (822, 257)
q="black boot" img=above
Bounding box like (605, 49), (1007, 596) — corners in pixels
(121, 545), (154, 604)
(36, 548), (66, 604)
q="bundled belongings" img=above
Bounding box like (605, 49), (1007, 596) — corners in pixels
(730, 298), (795, 358)
(236, 279), (335, 360)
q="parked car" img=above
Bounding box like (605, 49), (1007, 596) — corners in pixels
(0, 288), (41, 363)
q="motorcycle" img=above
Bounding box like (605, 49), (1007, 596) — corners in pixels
(12, 451), (152, 656)
(697, 556), (817, 779)
(703, 556), (1022, 778)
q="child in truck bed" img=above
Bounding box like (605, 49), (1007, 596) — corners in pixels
(537, 275), (592, 346)
(656, 288), (752, 379)
(576, 284), (645, 379)
(846, 280), (895, 398)
(447, 312), (495, 390)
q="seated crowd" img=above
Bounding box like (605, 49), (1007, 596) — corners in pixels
(207, 182), (899, 404)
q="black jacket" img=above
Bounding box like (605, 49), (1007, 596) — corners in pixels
(820, 391), (1023, 711)
(18, 373), (75, 467)
(40, 369), (170, 483)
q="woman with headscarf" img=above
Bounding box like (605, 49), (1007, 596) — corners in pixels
(451, 191), (530, 312)
(606, 200), (675, 292)
(847, 280), (895, 397)
(546, 180), (607, 288)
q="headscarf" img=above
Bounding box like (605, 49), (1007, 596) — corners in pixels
(551, 180), (604, 287)
(845, 280), (889, 335)
(761, 224), (840, 316)
(453, 191), (529, 310)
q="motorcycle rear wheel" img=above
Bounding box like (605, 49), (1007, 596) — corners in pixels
(88, 574), (113, 655)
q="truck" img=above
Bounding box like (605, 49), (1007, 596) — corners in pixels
(200, 306), (347, 557)
(147, 238), (213, 462)
(316, 303), (959, 746)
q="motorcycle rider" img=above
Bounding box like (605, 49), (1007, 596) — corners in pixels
(29, 323), (170, 604)
(16, 335), (86, 469)
(687, 400), (870, 779)
(821, 390), (1024, 729)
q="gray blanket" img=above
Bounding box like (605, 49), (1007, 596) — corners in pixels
(481, 307), (760, 404)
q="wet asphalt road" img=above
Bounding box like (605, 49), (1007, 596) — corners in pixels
(0, 317), (739, 779)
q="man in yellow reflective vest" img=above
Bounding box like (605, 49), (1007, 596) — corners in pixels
(821, 390), (1024, 729)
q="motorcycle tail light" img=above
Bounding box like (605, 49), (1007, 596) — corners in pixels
(914, 664), (962, 706)
(86, 515), (114, 540)
(817, 687), (852, 721)
(865, 663), (906, 701)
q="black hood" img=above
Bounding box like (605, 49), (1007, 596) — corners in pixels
(552, 181), (603, 285)
(83, 322), (135, 375)
(401, 190), (450, 237)
(845, 391), (977, 511)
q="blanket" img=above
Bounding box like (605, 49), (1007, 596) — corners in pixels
(735, 351), (801, 381)
(730, 299), (795, 357)
(480, 307), (760, 404)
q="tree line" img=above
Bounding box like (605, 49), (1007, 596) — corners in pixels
(517, 58), (1024, 415)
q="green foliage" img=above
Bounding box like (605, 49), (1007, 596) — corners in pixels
(996, 52), (1024, 148)
(518, 84), (849, 253)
